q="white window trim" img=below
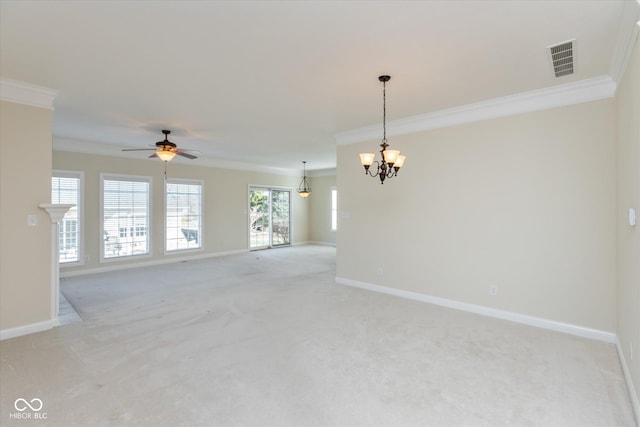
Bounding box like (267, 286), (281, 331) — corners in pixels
(164, 178), (204, 255)
(53, 169), (85, 267)
(100, 173), (153, 263)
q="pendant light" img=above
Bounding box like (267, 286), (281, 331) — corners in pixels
(297, 161), (312, 198)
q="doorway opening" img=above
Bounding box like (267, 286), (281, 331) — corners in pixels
(249, 186), (291, 250)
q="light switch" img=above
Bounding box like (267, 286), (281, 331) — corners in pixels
(27, 214), (38, 227)
(629, 208), (637, 227)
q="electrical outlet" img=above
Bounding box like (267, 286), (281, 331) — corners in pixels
(377, 267), (384, 276)
(489, 286), (498, 296)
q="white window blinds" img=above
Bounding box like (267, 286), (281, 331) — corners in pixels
(52, 172), (81, 263)
(102, 175), (150, 259)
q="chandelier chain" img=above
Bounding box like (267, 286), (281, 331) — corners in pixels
(382, 79), (386, 141)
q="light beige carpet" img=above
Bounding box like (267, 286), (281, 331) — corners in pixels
(0, 245), (635, 426)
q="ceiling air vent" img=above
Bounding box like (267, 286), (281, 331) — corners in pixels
(548, 39), (575, 78)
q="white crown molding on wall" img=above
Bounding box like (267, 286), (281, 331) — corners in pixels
(308, 168), (337, 177)
(335, 277), (616, 344)
(0, 77), (58, 110)
(53, 137), (302, 177)
(335, 76), (617, 145)
(335, 0), (637, 146)
(609, 0), (640, 83)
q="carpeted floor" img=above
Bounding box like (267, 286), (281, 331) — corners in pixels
(0, 245), (635, 426)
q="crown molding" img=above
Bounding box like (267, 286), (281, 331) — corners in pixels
(308, 168), (336, 177)
(196, 157), (299, 176)
(53, 137), (301, 177)
(336, 75), (616, 145)
(54, 136), (335, 177)
(609, 0), (640, 83)
(0, 78), (58, 110)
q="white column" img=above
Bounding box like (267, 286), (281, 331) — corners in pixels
(39, 203), (74, 324)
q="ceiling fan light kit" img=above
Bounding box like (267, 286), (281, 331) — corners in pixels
(155, 149), (177, 162)
(359, 75), (406, 184)
(122, 129), (199, 162)
(121, 129), (199, 179)
(154, 130), (181, 162)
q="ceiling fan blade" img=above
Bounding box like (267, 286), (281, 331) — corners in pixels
(122, 148), (156, 151)
(176, 151), (197, 159)
(149, 153), (158, 158)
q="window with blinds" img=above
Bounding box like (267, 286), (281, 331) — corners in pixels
(52, 171), (82, 263)
(102, 175), (151, 259)
(166, 180), (202, 252)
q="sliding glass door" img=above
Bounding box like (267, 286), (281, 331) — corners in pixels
(270, 189), (290, 246)
(249, 187), (291, 249)
(249, 189), (270, 249)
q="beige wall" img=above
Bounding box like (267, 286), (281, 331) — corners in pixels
(0, 101), (53, 330)
(53, 151), (310, 274)
(337, 99), (617, 332)
(616, 35), (640, 406)
(309, 174), (336, 245)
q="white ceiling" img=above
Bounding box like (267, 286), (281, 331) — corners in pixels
(0, 1), (630, 174)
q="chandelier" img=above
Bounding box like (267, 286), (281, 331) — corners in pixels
(359, 75), (406, 184)
(297, 161), (312, 198)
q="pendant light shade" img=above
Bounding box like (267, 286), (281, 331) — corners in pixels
(297, 161), (312, 198)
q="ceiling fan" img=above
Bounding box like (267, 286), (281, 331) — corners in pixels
(122, 130), (199, 162)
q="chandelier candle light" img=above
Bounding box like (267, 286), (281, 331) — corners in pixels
(297, 161), (312, 198)
(359, 75), (406, 184)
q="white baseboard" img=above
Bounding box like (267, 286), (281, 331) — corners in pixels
(0, 319), (57, 341)
(334, 277), (616, 343)
(62, 244), (336, 279)
(303, 241), (336, 247)
(60, 249), (248, 278)
(615, 337), (640, 426)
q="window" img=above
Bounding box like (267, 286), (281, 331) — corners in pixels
(52, 171), (82, 263)
(166, 180), (203, 252)
(331, 187), (337, 231)
(102, 175), (151, 259)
